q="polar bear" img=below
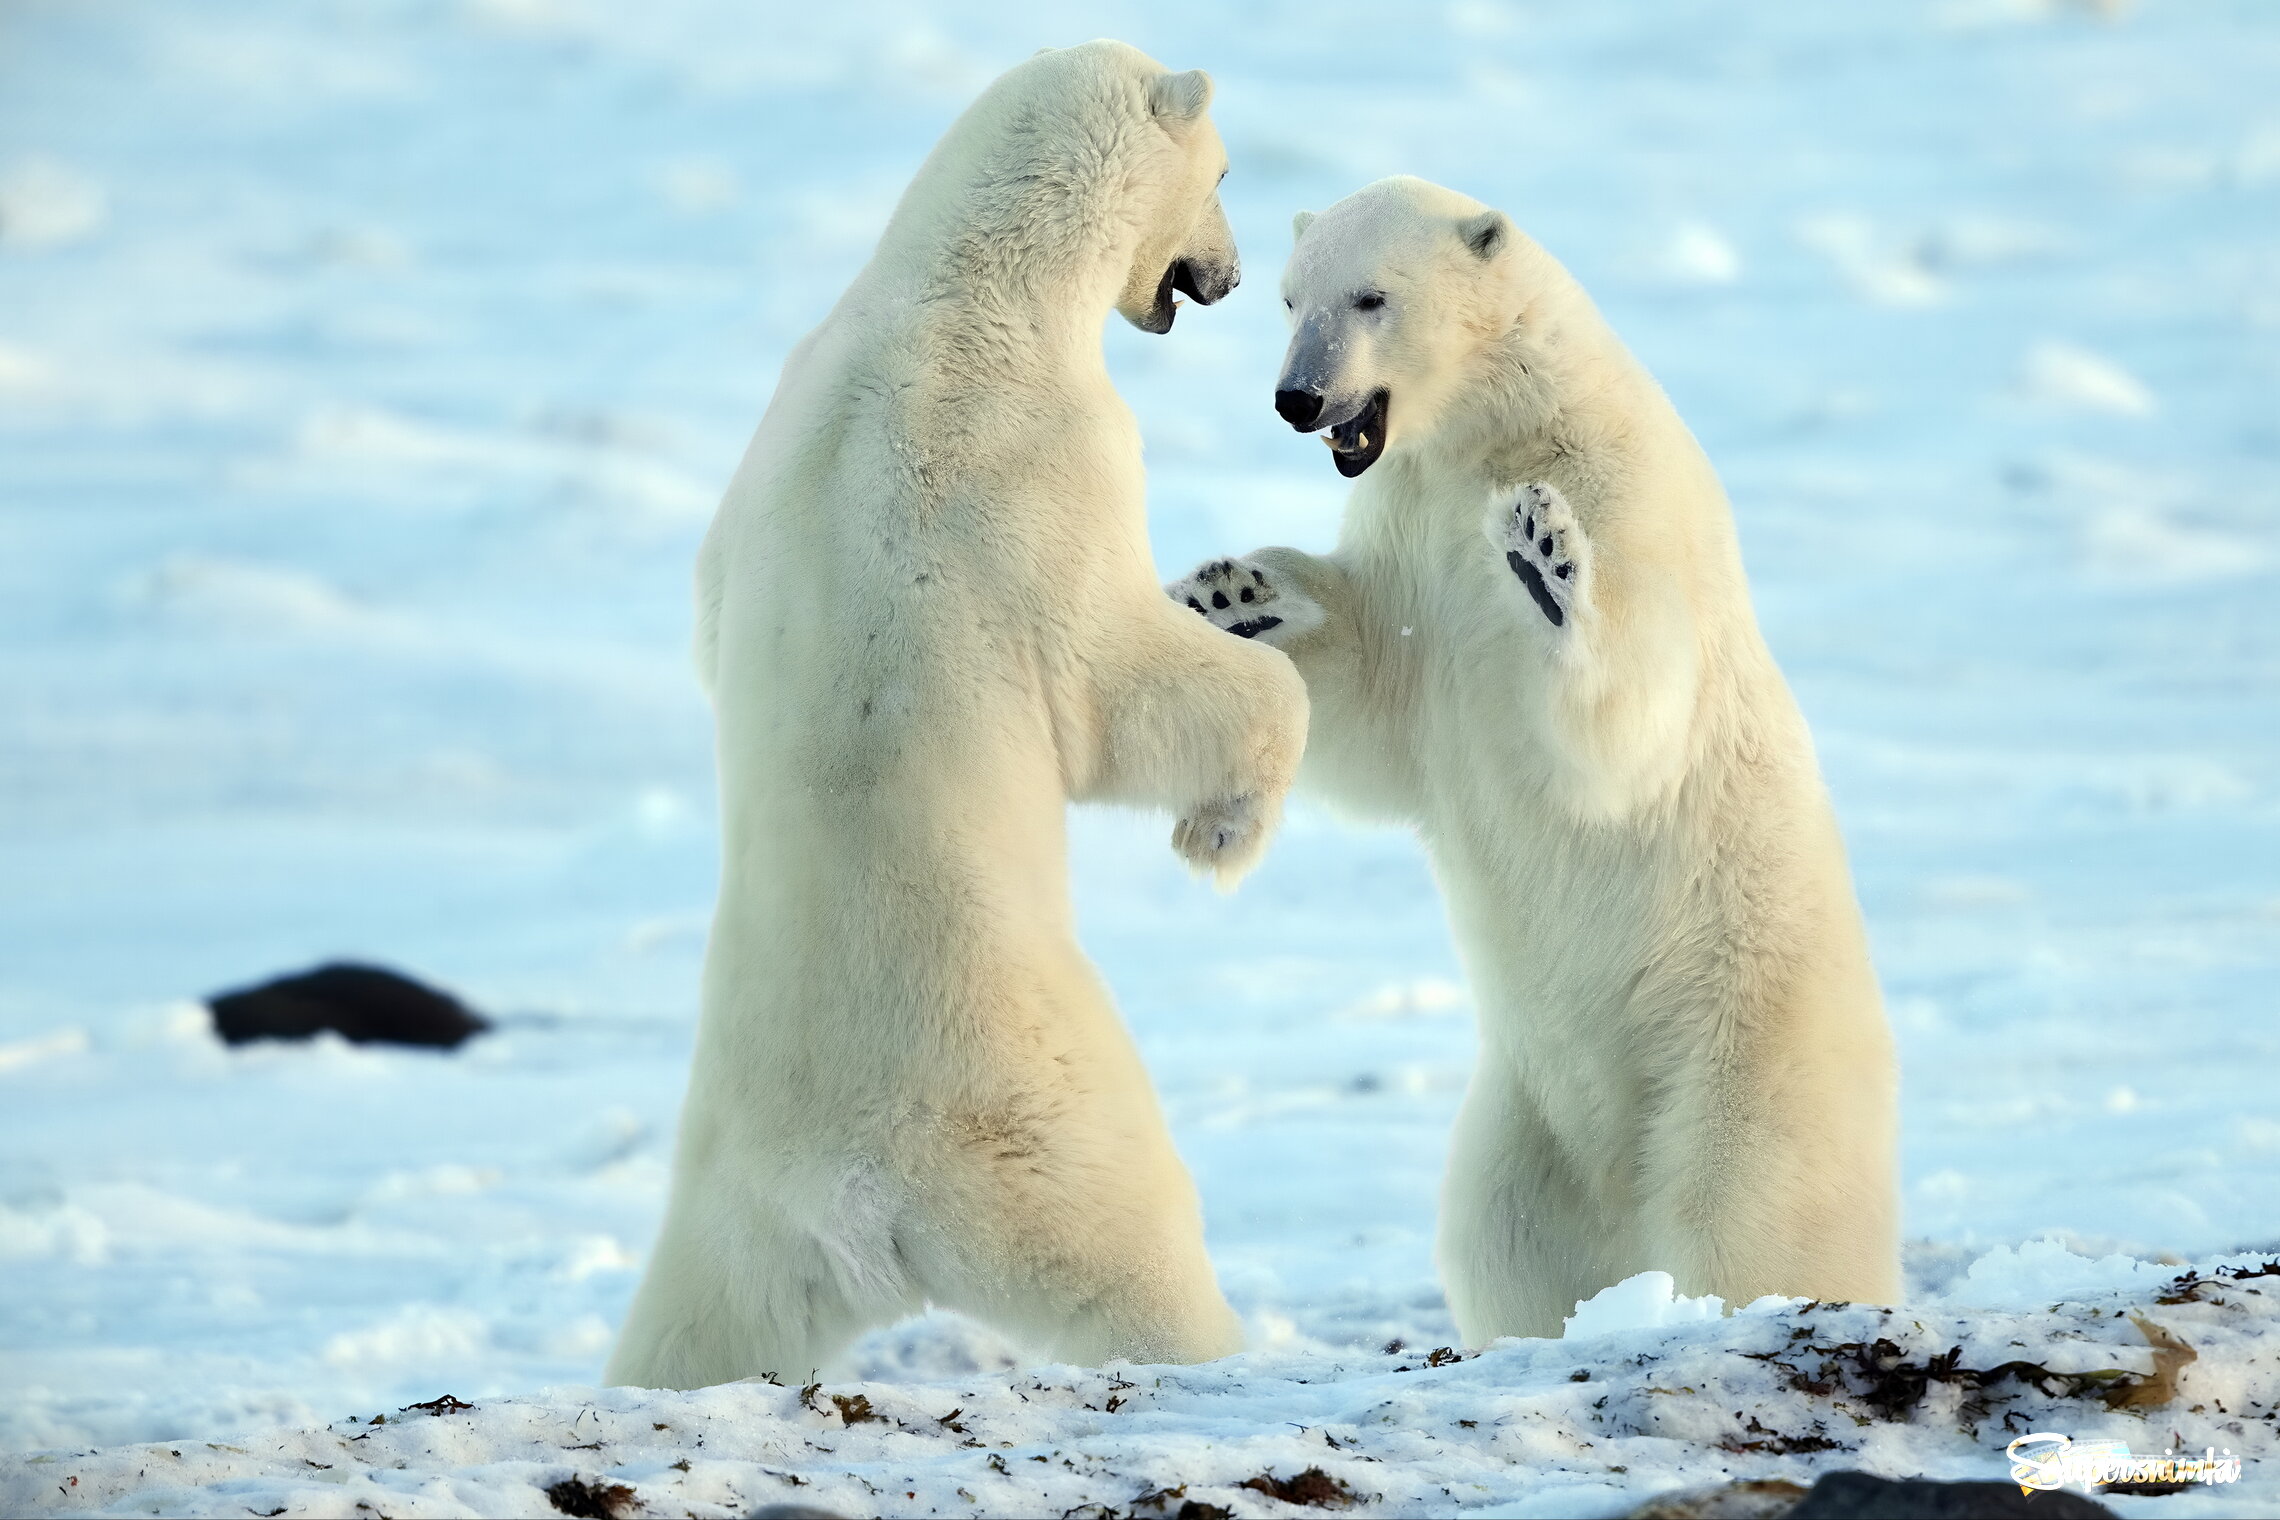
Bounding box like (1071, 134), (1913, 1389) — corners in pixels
(1169, 176), (1898, 1344)
(607, 42), (1307, 1391)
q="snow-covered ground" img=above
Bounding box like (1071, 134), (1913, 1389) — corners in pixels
(6, 1247), (2277, 1518)
(2, 0), (2276, 1513)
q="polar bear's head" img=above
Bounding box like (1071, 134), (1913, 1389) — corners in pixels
(1274, 177), (1522, 476)
(1106, 58), (1238, 333)
(936, 42), (1236, 335)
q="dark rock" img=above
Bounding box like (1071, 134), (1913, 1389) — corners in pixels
(1626, 1479), (1807, 1518)
(1788, 1470), (2116, 1518)
(1627, 1473), (2119, 1519)
(207, 962), (489, 1048)
(545, 1476), (636, 1519)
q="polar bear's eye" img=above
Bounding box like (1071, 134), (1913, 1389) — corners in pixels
(1355, 292), (1386, 312)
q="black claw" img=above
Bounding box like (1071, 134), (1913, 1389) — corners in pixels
(1224, 615), (1284, 639)
(1536, 536), (1551, 556)
(1523, 516), (1534, 538)
(1187, 598), (1205, 613)
(1251, 568), (1265, 584)
(1211, 590), (1229, 609)
(1506, 550), (1565, 626)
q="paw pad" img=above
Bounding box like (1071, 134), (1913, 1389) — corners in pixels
(1498, 482), (1586, 628)
(1167, 557), (1291, 641)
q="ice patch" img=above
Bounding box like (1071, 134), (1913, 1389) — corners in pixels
(0, 341), (53, 394)
(2019, 339), (2156, 416)
(125, 553), (389, 639)
(539, 1313), (614, 1359)
(0, 157), (106, 249)
(1336, 977), (1470, 1022)
(1946, 1238), (2177, 1310)
(1919, 874), (2031, 909)
(1562, 1270), (1726, 1340)
(361, 1165), (501, 1206)
(0, 1200), (109, 1265)
(1660, 221), (1742, 285)
(653, 157), (741, 214)
(0, 1027), (89, 1075)
(1916, 214), (2065, 269)
(1794, 213), (1947, 307)
(552, 1235), (637, 1282)
(2238, 124), (2280, 186)
(275, 402), (717, 520)
(2083, 504), (2266, 582)
(321, 1305), (490, 1368)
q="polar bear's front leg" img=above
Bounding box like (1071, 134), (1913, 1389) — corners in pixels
(1085, 601), (1309, 889)
(1165, 547), (1425, 824)
(1165, 556), (1325, 646)
(1159, 564), (1308, 876)
(1483, 481), (1696, 819)
(1495, 482), (1595, 632)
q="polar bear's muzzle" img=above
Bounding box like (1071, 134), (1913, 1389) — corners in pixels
(1133, 256), (1238, 335)
(1323, 389), (1389, 477)
(1276, 385), (1390, 478)
(1172, 255), (1237, 307)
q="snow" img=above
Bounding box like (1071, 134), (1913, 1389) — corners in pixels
(3, 0), (2276, 1513)
(1562, 1275), (1734, 1344)
(6, 1251), (2277, 1518)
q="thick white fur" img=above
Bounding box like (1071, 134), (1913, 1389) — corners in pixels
(608, 42), (1305, 1391)
(1174, 177), (1898, 1344)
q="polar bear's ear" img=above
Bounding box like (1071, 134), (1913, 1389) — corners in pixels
(1292, 209), (1317, 241)
(1149, 68), (1213, 124)
(1460, 209), (1512, 261)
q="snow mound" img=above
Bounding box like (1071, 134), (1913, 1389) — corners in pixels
(1949, 1237), (2185, 1311)
(1563, 1271), (1728, 1340)
(6, 1250), (2273, 1518)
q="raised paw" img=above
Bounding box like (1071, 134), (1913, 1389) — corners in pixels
(1172, 792), (1268, 886)
(1496, 482), (1591, 629)
(1165, 556), (1320, 645)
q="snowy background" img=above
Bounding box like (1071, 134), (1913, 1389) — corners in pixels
(2, 0), (2276, 1499)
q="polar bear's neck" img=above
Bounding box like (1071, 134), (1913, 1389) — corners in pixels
(1380, 254), (1736, 588)
(1439, 268), (1687, 498)
(855, 108), (1150, 373)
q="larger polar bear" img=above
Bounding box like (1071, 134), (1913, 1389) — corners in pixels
(1171, 177), (1898, 1343)
(608, 42), (1307, 1391)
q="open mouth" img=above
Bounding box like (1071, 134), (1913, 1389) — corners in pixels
(1137, 262), (1182, 333)
(1137, 260), (1226, 334)
(1323, 390), (1390, 477)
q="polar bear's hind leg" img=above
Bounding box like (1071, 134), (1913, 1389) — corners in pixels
(1497, 482), (1592, 629)
(1439, 1063), (1634, 1345)
(607, 1203), (892, 1389)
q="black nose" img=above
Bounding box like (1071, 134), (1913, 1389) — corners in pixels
(1275, 388), (1322, 430)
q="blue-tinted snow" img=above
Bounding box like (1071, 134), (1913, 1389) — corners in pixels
(1, 0), (2274, 1505)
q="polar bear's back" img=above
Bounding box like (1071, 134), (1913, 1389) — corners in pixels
(690, 295), (1147, 1096)
(707, 352), (1054, 811)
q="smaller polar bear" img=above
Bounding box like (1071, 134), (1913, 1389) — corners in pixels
(1171, 177), (1899, 1343)
(608, 42), (1307, 1391)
